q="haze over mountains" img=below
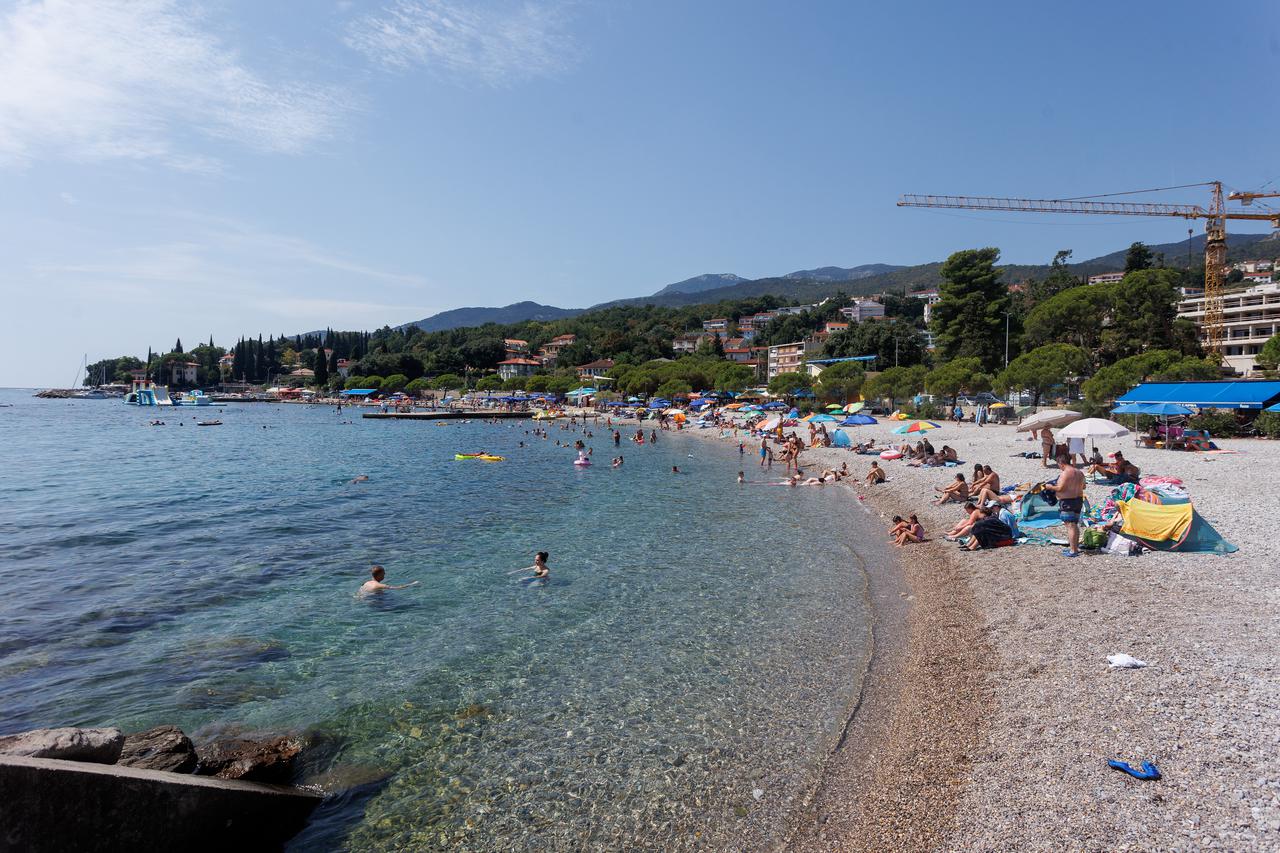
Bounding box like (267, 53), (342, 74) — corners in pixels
(402, 232), (1277, 333)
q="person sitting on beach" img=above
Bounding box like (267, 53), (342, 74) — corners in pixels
(934, 473), (968, 505)
(1088, 451), (1139, 485)
(963, 506), (1014, 550)
(941, 445), (958, 463)
(359, 565), (419, 594)
(972, 464), (999, 495)
(839, 462), (849, 478)
(944, 501), (982, 541)
(888, 515), (908, 538)
(894, 514), (925, 547)
(865, 461), (886, 485)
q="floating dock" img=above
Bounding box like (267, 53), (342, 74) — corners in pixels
(362, 410), (532, 421)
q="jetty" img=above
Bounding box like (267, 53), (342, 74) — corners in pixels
(362, 410), (532, 421)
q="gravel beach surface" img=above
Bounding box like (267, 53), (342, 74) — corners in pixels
(661, 414), (1280, 851)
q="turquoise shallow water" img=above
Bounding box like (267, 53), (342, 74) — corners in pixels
(0, 389), (877, 850)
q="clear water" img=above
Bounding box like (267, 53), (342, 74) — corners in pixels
(0, 389), (876, 850)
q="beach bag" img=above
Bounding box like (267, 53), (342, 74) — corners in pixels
(1103, 531), (1142, 557)
(1080, 528), (1107, 550)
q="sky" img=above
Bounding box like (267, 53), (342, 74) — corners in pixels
(2, 0), (1278, 387)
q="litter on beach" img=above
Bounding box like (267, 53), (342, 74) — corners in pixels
(1107, 653), (1148, 669)
(1107, 759), (1161, 781)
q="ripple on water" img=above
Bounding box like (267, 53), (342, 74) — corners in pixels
(0, 394), (875, 850)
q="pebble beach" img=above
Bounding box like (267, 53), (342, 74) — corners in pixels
(670, 414), (1280, 850)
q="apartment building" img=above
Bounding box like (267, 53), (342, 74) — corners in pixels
(1177, 282), (1280, 374)
(767, 341), (807, 378)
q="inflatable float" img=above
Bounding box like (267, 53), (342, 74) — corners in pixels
(879, 450), (903, 460)
(455, 454), (504, 461)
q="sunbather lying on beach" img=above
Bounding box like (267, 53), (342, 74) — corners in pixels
(934, 473), (968, 505)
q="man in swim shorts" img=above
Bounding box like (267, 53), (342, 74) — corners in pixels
(1045, 450), (1085, 557)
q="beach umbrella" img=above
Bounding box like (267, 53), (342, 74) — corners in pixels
(843, 402), (865, 413)
(825, 403), (845, 410)
(807, 413), (839, 423)
(989, 402), (1011, 409)
(759, 417), (781, 431)
(841, 414), (877, 426)
(1268, 402), (1280, 413)
(892, 420), (941, 435)
(1015, 409), (1082, 433)
(1057, 418), (1130, 440)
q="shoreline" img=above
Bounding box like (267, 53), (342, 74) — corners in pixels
(661, 421), (993, 850)
(660, 414), (1279, 850)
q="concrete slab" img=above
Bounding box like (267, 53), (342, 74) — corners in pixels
(0, 755), (320, 852)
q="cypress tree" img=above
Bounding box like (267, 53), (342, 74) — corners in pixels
(314, 348), (329, 386)
(174, 338), (183, 354)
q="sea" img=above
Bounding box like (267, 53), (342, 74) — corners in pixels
(0, 389), (880, 851)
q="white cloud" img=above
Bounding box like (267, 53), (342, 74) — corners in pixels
(0, 0), (348, 169)
(345, 0), (577, 84)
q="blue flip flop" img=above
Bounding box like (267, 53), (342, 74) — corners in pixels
(1108, 759), (1161, 780)
(1061, 549), (1079, 558)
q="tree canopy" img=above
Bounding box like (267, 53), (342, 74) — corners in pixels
(930, 248), (1009, 370)
(995, 344), (1090, 406)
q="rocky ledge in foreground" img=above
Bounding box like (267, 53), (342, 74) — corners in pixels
(0, 725), (319, 852)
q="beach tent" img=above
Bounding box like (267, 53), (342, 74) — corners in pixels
(1017, 491), (1086, 529)
(831, 429), (853, 448)
(1115, 499), (1238, 554)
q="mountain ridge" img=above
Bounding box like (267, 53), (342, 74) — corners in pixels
(400, 231), (1277, 332)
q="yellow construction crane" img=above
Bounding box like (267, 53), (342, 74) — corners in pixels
(896, 181), (1280, 356)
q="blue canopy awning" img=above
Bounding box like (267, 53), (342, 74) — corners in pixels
(1112, 402), (1193, 416)
(1116, 381), (1280, 410)
(340, 389), (377, 396)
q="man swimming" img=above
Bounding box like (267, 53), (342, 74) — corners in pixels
(359, 565), (419, 594)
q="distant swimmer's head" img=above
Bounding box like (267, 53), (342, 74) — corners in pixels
(536, 551), (549, 565)
(370, 565), (386, 581)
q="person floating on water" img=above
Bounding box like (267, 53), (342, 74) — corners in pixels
(359, 565), (418, 594)
(529, 552), (550, 579)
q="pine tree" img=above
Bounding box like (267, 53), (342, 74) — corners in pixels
(174, 338), (183, 354)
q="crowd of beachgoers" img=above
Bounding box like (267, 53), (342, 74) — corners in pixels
(572, 400), (1275, 850)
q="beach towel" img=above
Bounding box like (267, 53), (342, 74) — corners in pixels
(1117, 499), (1192, 547)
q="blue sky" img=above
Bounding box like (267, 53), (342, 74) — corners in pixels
(2, 0), (1278, 386)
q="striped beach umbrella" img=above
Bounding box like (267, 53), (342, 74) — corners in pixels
(891, 420), (941, 435)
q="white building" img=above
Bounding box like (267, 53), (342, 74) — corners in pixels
(839, 299), (886, 323)
(702, 318), (729, 333)
(1177, 282), (1280, 374)
(1088, 272), (1125, 286)
(497, 357), (541, 380)
(767, 341), (807, 378)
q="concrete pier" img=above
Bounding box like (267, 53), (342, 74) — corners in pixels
(0, 755), (320, 852)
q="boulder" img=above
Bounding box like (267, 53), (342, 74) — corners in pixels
(118, 725), (198, 773)
(196, 736), (302, 783)
(0, 727), (124, 764)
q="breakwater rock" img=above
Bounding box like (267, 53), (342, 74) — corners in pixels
(0, 727), (125, 764)
(118, 725), (199, 774)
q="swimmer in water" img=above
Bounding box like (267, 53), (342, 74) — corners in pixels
(350, 474), (369, 484)
(531, 551), (550, 579)
(737, 471), (745, 484)
(359, 565), (418, 594)
(671, 465), (680, 474)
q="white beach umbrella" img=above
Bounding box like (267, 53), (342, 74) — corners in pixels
(1056, 418), (1130, 440)
(1015, 409), (1082, 432)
